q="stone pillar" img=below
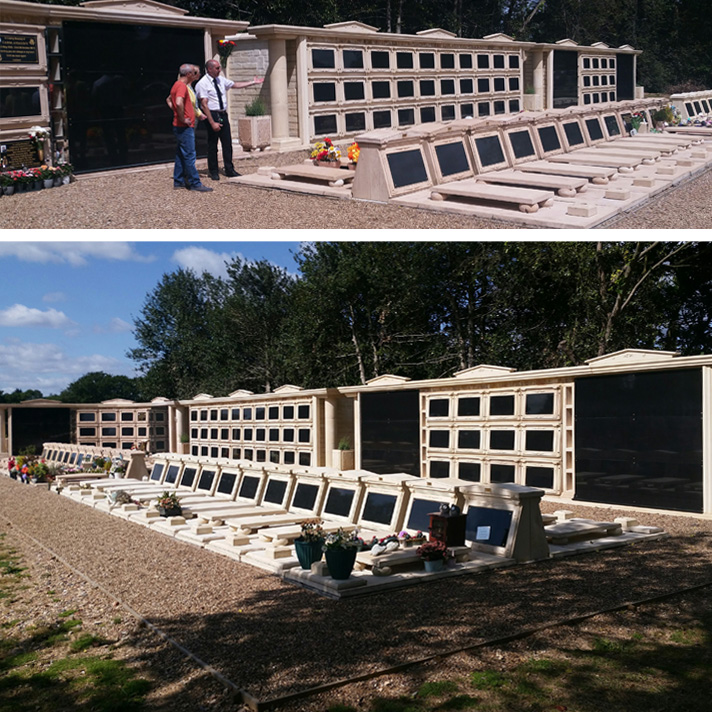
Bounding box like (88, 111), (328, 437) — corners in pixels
(324, 396), (337, 467)
(175, 406), (186, 453)
(268, 37), (300, 151)
(545, 50), (554, 110)
(0, 408), (6, 455)
(125, 450), (149, 481)
(6, 408), (12, 457)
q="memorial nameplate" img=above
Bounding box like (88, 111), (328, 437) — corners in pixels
(0, 139), (41, 170)
(0, 34), (39, 64)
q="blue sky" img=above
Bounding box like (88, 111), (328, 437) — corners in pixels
(0, 240), (302, 396)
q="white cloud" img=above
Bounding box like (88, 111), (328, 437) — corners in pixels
(0, 339), (136, 395)
(0, 242), (155, 267)
(0, 304), (76, 329)
(172, 246), (240, 278)
(93, 317), (133, 334)
(42, 291), (67, 303)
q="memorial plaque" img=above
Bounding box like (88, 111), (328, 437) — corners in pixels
(263, 478), (287, 504)
(585, 118), (604, 141)
(603, 115), (620, 136)
(324, 486), (354, 517)
(537, 125), (561, 153)
(0, 34), (39, 64)
(1, 139), (41, 169)
(362, 492), (397, 525)
(434, 141), (470, 177)
(386, 149), (428, 189)
(292, 483), (318, 511)
(474, 135), (505, 167)
(508, 130), (536, 159)
(239, 475), (259, 500)
(465, 506), (513, 547)
(563, 121), (585, 146)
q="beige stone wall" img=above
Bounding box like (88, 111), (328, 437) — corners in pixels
(227, 39), (270, 138)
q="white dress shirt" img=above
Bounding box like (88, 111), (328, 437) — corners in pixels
(195, 74), (234, 112)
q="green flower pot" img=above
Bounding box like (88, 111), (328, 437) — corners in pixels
(325, 547), (357, 580)
(294, 539), (324, 569)
(423, 559), (445, 573)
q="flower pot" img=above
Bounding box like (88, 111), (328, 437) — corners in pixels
(158, 505), (182, 517)
(294, 539), (324, 569)
(423, 559), (445, 573)
(314, 160), (340, 168)
(237, 115), (271, 151)
(332, 449), (354, 470)
(34, 180), (43, 190)
(53, 176), (62, 187)
(325, 547), (357, 580)
(62, 175), (71, 185)
(43, 178), (54, 189)
(2, 186), (14, 196)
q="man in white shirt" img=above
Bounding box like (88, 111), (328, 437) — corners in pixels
(195, 59), (263, 180)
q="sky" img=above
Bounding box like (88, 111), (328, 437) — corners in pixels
(0, 240), (303, 396)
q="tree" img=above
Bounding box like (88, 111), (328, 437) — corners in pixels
(0, 389), (45, 403)
(129, 268), (229, 399)
(59, 372), (141, 403)
(223, 257), (297, 393)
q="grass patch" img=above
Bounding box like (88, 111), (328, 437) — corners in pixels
(69, 634), (108, 653)
(469, 670), (505, 690)
(371, 697), (425, 712)
(437, 694), (478, 710)
(418, 680), (459, 698)
(58, 609), (77, 618)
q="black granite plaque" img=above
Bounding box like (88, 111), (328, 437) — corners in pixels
(1, 139), (41, 169)
(386, 149), (428, 188)
(0, 34), (39, 64)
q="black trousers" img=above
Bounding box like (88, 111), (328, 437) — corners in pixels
(205, 111), (235, 175)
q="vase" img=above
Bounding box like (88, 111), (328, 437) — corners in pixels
(53, 176), (62, 187)
(62, 175), (71, 185)
(423, 559), (445, 573)
(294, 539), (324, 570)
(2, 186), (14, 196)
(314, 160), (340, 168)
(325, 547), (357, 580)
(43, 178), (54, 189)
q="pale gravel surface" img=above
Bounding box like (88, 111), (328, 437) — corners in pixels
(1, 475), (711, 711)
(2, 150), (711, 231)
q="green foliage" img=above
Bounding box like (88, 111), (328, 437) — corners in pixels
(245, 97), (268, 116)
(59, 371), (142, 403)
(469, 670), (505, 690)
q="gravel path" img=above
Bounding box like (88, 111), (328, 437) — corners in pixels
(1, 475), (711, 709)
(3, 151), (711, 230)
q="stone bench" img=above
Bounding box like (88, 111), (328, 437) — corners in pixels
(271, 164), (355, 188)
(430, 180), (554, 213)
(355, 545), (471, 576)
(475, 169), (588, 197)
(516, 160), (616, 185)
(547, 151), (642, 172)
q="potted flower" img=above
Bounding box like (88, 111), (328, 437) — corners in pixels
(311, 137), (341, 167)
(217, 39), (236, 70)
(294, 518), (326, 569)
(0, 172), (16, 196)
(332, 436), (354, 470)
(346, 141), (359, 170)
(28, 125), (50, 162)
(156, 491), (182, 517)
(417, 539), (451, 573)
(238, 97), (271, 152)
(322, 527), (360, 580)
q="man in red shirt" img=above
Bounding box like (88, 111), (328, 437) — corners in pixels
(170, 64), (212, 192)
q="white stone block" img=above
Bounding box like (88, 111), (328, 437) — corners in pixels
(605, 188), (631, 200)
(567, 203), (598, 217)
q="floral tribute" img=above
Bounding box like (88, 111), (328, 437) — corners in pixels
(416, 539), (451, 562)
(311, 137), (341, 163)
(217, 39), (236, 68)
(298, 518), (326, 542)
(347, 141), (360, 164)
(28, 125), (50, 147)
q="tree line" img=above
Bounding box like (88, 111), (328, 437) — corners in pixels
(28, 0), (712, 93)
(123, 241), (712, 401)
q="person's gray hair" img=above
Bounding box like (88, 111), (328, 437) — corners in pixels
(179, 64), (193, 76)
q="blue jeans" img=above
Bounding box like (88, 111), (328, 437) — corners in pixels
(173, 126), (201, 188)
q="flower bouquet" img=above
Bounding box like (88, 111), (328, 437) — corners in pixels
(347, 141), (360, 168)
(311, 137), (341, 165)
(156, 491), (182, 517)
(417, 539), (451, 572)
(217, 39), (236, 69)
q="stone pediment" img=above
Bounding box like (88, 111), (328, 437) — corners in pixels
(416, 28), (457, 39)
(591, 42), (609, 48)
(323, 21), (380, 33)
(151, 397), (172, 404)
(556, 38), (579, 46)
(192, 392), (214, 401)
(20, 398), (62, 405)
(273, 384), (304, 393)
(585, 349), (679, 366)
(100, 398), (135, 404)
(483, 33), (515, 42)
(365, 374), (412, 386)
(228, 389), (254, 397)
(453, 364), (517, 379)
(80, 0), (189, 16)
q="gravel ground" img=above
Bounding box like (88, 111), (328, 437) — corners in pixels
(2, 150), (711, 230)
(1, 475), (711, 711)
